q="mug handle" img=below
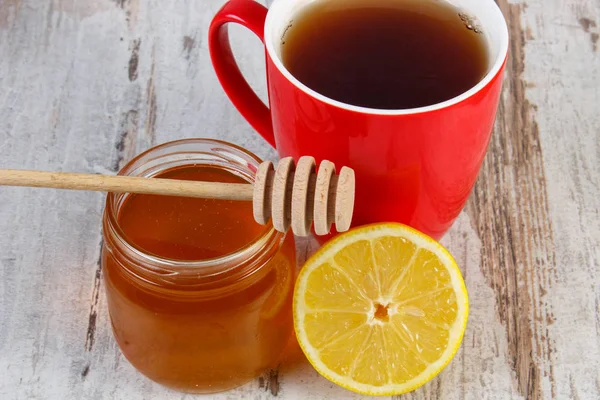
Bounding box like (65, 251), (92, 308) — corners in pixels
(209, 0), (275, 148)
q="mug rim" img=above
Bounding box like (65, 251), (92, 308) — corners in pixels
(264, 0), (509, 116)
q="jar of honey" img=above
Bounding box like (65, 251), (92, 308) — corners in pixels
(101, 139), (296, 393)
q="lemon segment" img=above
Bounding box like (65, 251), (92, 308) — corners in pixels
(293, 223), (468, 396)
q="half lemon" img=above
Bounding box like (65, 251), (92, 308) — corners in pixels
(293, 223), (468, 396)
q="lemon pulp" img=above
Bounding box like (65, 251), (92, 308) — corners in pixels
(293, 223), (468, 396)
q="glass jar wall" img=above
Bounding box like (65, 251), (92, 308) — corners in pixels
(101, 139), (296, 393)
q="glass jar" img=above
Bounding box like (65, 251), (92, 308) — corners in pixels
(101, 139), (296, 393)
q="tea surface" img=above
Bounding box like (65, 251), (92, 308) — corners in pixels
(281, 0), (489, 109)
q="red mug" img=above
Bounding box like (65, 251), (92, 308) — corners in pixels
(209, 0), (509, 241)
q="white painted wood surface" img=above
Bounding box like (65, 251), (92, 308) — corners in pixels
(0, 0), (598, 399)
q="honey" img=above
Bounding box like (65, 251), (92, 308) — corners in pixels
(101, 139), (296, 393)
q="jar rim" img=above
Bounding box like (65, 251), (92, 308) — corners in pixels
(104, 138), (285, 275)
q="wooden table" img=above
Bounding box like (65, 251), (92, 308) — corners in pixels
(1, 0), (598, 399)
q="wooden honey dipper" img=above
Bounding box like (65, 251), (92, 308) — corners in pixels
(0, 156), (355, 237)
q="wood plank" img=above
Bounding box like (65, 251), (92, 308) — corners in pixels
(517, 0), (600, 398)
(466, 0), (558, 398)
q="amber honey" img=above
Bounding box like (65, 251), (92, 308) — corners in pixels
(101, 139), (296, 393)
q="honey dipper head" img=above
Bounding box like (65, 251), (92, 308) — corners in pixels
(252, 156), (355, 237)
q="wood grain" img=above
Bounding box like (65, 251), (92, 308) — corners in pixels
(466, 1), (557, 398)
(0, 0), (599, 399)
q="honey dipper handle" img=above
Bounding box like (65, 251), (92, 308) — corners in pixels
(0, 169), (254, 201)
